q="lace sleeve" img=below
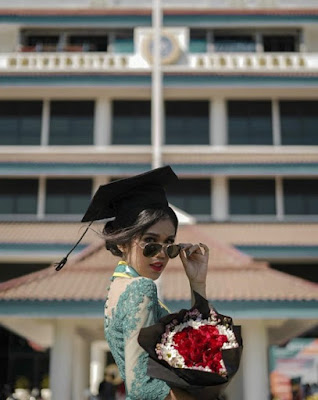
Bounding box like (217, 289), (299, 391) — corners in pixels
(122, 278), (170, 400)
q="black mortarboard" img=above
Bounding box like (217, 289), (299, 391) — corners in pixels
(55, 166), (178, 271)
(81, 165), (178, 225)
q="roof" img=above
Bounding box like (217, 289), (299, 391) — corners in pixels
(0, 225), (317, 302)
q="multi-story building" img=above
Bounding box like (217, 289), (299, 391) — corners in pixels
(0, 1), (318, 399)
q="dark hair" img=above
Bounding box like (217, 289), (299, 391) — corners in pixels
(103, 208), (178, 257)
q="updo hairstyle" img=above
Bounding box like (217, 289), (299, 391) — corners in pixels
(103, 208), (178, 257)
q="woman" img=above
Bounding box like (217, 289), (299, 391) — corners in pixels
(83, 166), (209, 400)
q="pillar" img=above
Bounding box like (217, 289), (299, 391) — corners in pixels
(50, 320), (75, 400)
(225, 354), (244, 400)
(211, 97), (227, 146)
(90, 340), (108, 395)
(242, 320), (269, 400)
(212, 176), (228, 221)
(72, 334), (91, 400)
(94, 97), (111, 146)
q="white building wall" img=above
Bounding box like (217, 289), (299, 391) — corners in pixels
(50, 321), (75, 400)
(0, 25), (19, 52)
(241, 320), (269, 400)
(303, 25), (318, 52)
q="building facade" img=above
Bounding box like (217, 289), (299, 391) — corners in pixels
(0, 0), (318, 399)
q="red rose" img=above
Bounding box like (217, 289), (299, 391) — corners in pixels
(173, 325), (229, 373)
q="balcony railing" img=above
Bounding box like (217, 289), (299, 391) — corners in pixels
(0, 52), (132, 71)
(187, 53), (318, 71)
(0, 52), (318, 73)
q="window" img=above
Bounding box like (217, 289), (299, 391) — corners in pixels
(271, 263), (318, 284)
(0, 263), (49, 283)
(229, 179), (276, 215)
(165, 101), (209, 145)
(45, 179), (92, 214)
(166, 179), (211, 215)
(214, 35), (255, 52)
(263, 35), (296, 52)
(112, 31), (134, 53)
(284, 179), (318, 215)
(26, 35), (59, 51)
(189, 30), (207, 53)
(49, 101), (94, 145)
(112, 101), (151, 145)
(68, 35), (108, 52)
(0, 179), (38, 214)
(0, 101), (42, 145)
(280, 101), (318, 145)
(228, 101), (272, 145)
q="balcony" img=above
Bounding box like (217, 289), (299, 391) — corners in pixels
(0, 51), (318, 73)
(0, 52), (131, 72)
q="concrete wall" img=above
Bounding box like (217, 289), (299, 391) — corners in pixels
(0, 25), (19, 52)
(303, 25), (318, 52)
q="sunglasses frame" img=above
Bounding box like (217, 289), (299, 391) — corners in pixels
(138, 242), (181, 259)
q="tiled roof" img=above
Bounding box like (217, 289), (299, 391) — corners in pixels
(161, 263), (318, 301)
(0, 222), (102, 244)
(0, 231), (317, 302)
(2, 222), (318, 246)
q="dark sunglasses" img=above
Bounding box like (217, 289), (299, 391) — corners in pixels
(139, 242), (181, 258)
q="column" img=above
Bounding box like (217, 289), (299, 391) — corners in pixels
(211, 98), (227, 146)
(94, 98), (111, 146)
(90, 340), (108, 395)
(225, 355), (244, 400)
(272, 99), (280, 146)
(242, 320), (269, 400)
(72, 334), (91, 400)
(50, 320), (75, 400)
(212, 176), (228, 221)
(41, 100), (50, 146)
(255, 32), (263, 53)
(37, 176), (46, 219)
(151, 0), (163, 169)
(276, 177), (284, 221)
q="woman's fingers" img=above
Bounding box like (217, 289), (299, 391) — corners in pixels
(179, 243), (207, 257)
(199, 242), (209, 256)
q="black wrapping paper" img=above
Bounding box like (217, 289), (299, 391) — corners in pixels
(138, 292), (243, 400)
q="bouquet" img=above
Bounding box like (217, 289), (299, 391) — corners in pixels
(138, 292), (243, 400)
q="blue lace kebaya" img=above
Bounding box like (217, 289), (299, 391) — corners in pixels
(104, 261), (170, 400)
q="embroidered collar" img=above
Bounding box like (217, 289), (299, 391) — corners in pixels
(111, 261), (170, 313)
(112, 260), (140, 280)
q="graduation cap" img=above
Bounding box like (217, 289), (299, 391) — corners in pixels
(55, 166), (179, 271)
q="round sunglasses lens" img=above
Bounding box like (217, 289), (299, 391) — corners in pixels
(143, 243), (162, 258)
(166, 244), (180, 258)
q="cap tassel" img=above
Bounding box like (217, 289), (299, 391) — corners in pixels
(54, 222), (93, 271)
(55, 257), (68, 271)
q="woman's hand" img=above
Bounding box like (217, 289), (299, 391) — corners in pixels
(179, 242), (209, 300)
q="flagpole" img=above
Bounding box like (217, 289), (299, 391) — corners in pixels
(151, 0), (162, 170)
